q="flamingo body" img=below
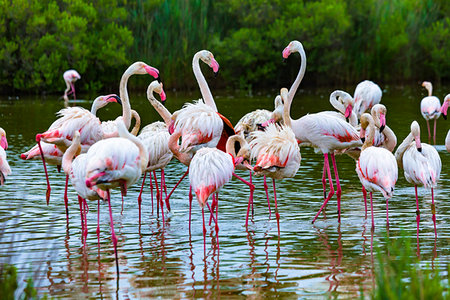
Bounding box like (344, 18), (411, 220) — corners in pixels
(0, 147), (11, 186)
(446, 130), (450, 153)
(420, 96), (441, 120)
(138, 125), (173, 172)
(353, 80), (382, 118)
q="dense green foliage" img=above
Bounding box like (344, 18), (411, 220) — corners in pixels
(0, 264), (43, 299)
(0, 0), (449, 93)
(370, 236), (449, 299)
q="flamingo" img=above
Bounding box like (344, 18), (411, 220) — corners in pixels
(62, 131), (107, 240)
(353, 80), (382, 118)
(356, 113), (398, 230)
(446, 130), (450, 153)
(318, 90), (358, 127)
(420, 81), (441, 144)
(36, 62), (160, 204)
(250, 88), (301, 235)
(0, 128), (11, 185)
(368, 104), (397, 152)
(281, 40), (362, 223)
(394, 121), (441, 238)
(441, 94), (450, 152)
(85, 117), (148, 276)
(136, 81), (173, 223)
(189, 134), (254, 255)
(63, 69), (81, 102)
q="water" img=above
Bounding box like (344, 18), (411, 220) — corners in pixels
(0, 85), (449, 298)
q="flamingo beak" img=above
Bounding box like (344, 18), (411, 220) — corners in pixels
(85, 172), (106, 188)
(379, 113), (386, 132)
(344, 104), (353, 123)
(0, 135), (8, 150)
(415, 136), (422, 152)
(105, 94), (122, 105)
(282, 47), (290, 60)
(441, 101), (448, 120)
(210, 58), (220, 77)
(360, 127), (366, 143)
(144, 66), (160, 81)
(234, 156), (244, 166)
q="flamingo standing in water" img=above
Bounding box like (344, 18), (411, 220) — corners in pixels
(36, 62), (160, 204)
(281, 40), (362, 223)
(368, 104), (397, 152)
(250, 88), (301, 235)
(0, 128), (11, 185)
(189, 134), (254, 255)
(356, 113), (398, 230)
(446, 130), (450, 153)
(63, 69), (81, 103)
(394, 121), (441, 238)
(85, 117), (148, 276)
(420, 81), (441, 144)
(353, 80), (382, 118)
(441, 94), (450, 152)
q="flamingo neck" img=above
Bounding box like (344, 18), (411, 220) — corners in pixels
(287, 44), (307, 103)
(117, 123), (148, 171)
(147, 86), (172, 125)
(168, 132), (192, 166)
(193, 52), (217, 112)
(130, 110), (141, 136)
(119, 68), (134, 130)
(362, 122), (375, 151)
(62, 136), (81, 175)
(427, 85), (432, 97)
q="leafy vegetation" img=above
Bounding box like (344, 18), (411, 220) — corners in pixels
(0, 263), (44, 299)
(0, 0), (449, 93)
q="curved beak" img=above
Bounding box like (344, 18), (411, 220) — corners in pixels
(105, 94), (122, 105)
(282, 47), (290, 59)
(441, 101), (448, 120)
(234, 156), (244, 166)
(0, 135), (8, 150)
(415, 136), (422, 152)
(379, 113), (386, 132)
(210, 58), (220, 77)
(144, 66), (160, 81)
(160, 89), (167, 106)
(344, 104), (353, 123)
(360, 127), (366, 143)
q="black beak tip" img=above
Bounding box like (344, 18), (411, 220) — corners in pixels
(214, 70), (219, 78)
(379, 125), (385, 133)
(418, 147), (422, 152)
(361, 137), (366, 143)
(161, 100), (166, 107)
(282, 58), (287, 63)
(114, 96), (122, 105)
(257, 123), (266, 131)
(156, 76), (161, 83)
(443, 114), (447, 120)
(346, 117), (349, 123)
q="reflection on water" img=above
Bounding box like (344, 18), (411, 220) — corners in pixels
(0, 85), (449, 298)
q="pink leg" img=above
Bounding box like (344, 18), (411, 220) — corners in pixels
(322, 162), (327, 200)
(202, 207), (206, 257)
(165, 169), (189, 209)
(153, 170), (165, 224)
(64, 174), (69, 220)
(415, 186), (420, 247)
(362, 185), (367, 219)
(272, 179), (280, 236)
(137, 172), (147, 225)
(263, 176), (272, 218)
(426, 119), (431, 144)
(431, 188), (437, 238)
(250, 171), (254, 216)
(370, 192), (374, 231)
(36, 135), (51, 205)
(161, 169), (170, 211)
(312, 153), (335, 223)
(149, 172), (154, 214)
(71, 83), (76, 100)
(330, 153), (342, 222)
(107, 190), (119, 277)
(209, 194), (216, 226)
(433, 119), (437, 145)
(78, 195), (84, 235)
(233, 172), (255, 227)
(153, 171), (160, 217)
(97, 198), (100, 240)
(189, 186), (193, 233)
(386, 197), (389, 229)
(83, 198), (88, 240)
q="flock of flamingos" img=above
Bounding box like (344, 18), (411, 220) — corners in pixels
(0, 40), (449, 275)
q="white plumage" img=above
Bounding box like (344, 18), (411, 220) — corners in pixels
(420, 96), (441, 120)
(353, 80), (382, 118)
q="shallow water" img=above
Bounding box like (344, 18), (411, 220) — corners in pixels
(0, 84), (449, 298)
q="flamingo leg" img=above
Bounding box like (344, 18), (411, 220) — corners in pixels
(272, 179), (280, 236)
(206, 200), (219, 253)
(97, 198), (100, 240)
(78, 195), (84, 236)
(250, 171), (254, 216)
(415, 185), (420, 247)
(153, 170), (164, 224)
(362, 185), (367, 219)
(312, 153), (335, 224)
(64, 174), (69, 220)
(263, 176), (272, 219)
(216, 193), (219, 253)
(431, 188), (437, 238)
(71, 82), (76, 100)
(137, 172), (147, 225)
(83, 198), (88, 240)
(149, 172), (154, 214)
(386, 197), (390, 229)
(36, 135), (51, 205)
(153, 171), (160, 218)
(433, 119), (437, 145)
(202, 207), (206, 257)
(107, 190), (119, 278)
(233, 172), (255, 227)
(426, 119), (431, 144)
(164, 168), (189, 210)
(209, 194), (216, 226)
(370, 192), (374, 231)
(161, 169), (170, 211)
(189, 186), (193, 233)
(330, 153), (342, 222)
(322, 162), (327, 200)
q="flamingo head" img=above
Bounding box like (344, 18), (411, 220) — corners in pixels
(85, 158), (108, 188)
(0, 128), (7, 150)
(130, 62), (160, 81)
(359, 113), (373, 143)
(282, 40), (303, 60)
(441, 94), (449, 120)
(421, 81), (432, 95)
(155, 82), (166, 104)
(371, 104), (387, 132)
(199, 50), (220, 76)
(411, 121), (422, 152)
(104, 94), (122, 105)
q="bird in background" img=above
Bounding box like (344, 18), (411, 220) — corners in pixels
(63, 69), (81, 103)
(0, 128), (11, 185)
(353, 80), (382, 119)
(420, 81), (441, 145)
(356, 113), (398, 230)
(394, 121), (441, 239)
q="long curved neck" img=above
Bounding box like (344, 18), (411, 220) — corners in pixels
(427, 85), (433, 96)
(118, 123), (148, 171)
(287, 45), (307, 103)
(62, 137), (81, 174)
(329, 92), (345, 114)
(362, 123), (375, 151)
(383, 126), (397, 152)
(371, 110), (380, 128)
(130, 110), (141, 136)
(193, 53), (217, 112)
(225, 136), (239, 156)
(168, 132), (192, 166)
(147, 90), (172, 126)
(90, 99), (101, 115)
(119, 67), (134, 129)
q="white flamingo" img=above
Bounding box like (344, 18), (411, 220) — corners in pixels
(368, 104), (397, 152)
(0, 128), (11, 185)
(446, 130), (450, 153)
(282, 40), (362, 223)
(63, 69), (81, 102)
(440, 94), (450, 152)
(318, 90), (358, 127)
(420, 81), (441, 144)
(356, 113), (398, 230)
(353, 80), (382, 118)
(250, 88), (301, 235)
(189, 134), (254, 255)
(85, 117), (148, 275)
(394, 121), (441, 238)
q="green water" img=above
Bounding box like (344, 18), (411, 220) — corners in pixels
(0, 84), (449, 298)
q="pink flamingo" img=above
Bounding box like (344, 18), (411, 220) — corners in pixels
(189, 135), (254, 255)
(85, 117), (149, 276)
(63, 69), (81, 102)
(446, 130), (450, 153)
(356, 113), (398, 230)
(282, 41), (362, 223)
(420, 81), (441, 144)
(62, 131), (107, 240)
(250, 88), (301, 235)
(395, 121), (441, 238)
(320, 90), (358, 127)
(441, 94), (450, 152)
(368, 104), (397, 152)
(353, 80), (382, 118)
(0, 128), (11, 185)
